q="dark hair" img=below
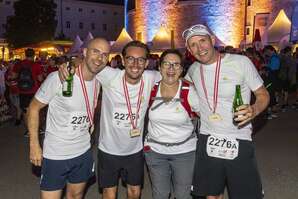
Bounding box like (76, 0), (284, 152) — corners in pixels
(283, 46), (292, 54)
(264, 45), (276, 53)
(25, 48), (35, 58)
(159, 49), (183, 65)
(122, 41), (150, 58)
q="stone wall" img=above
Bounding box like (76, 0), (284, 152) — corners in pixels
(127, 0), (296, 48)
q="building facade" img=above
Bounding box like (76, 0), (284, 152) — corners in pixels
(0, 0), (124, 41)
(126, 0), (297, 48)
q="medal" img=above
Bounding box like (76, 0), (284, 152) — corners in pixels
(200, 54), (222, 122)
(123, 76), (144, 138)
(208, 113), (222, 121)
(130, 128), (141, 137)
(78, 65), (99, 134)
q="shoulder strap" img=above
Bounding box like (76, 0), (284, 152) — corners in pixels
(148, 82), (160, 108)
(180, 80), (197, 118)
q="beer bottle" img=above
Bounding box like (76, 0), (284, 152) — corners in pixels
(62, 61), (74, 97)
(233, 84), (243, 124)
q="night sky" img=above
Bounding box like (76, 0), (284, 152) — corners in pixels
(80, 0), (124, 5)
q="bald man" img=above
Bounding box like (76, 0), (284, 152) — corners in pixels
(27, 38), (110, 199)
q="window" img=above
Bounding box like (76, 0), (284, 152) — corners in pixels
(66, 21), (70, 29)
(103, 24), (107, 31)
(246, 27), (250, 35)
(102, 10), (106, 15)
(79, 22), (83, 29)
(91, 9), (95, 13)
(247, 0), (251, 6)
(2, 24), (5, 29)
(5, 1), (10, 5)
(91, 23), (95, 30)
(78, 8), (83, 12)
(113, 11), (118, 16)
(65, 7), (70, 10)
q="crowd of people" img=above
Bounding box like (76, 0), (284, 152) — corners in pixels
(0, 24), (297, 199)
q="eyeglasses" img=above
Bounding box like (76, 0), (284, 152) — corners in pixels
(161, 61), (182, 70)
(182, 24), (210, 40)
(125, 56), (147, 65)
(90, 48), (109, 59)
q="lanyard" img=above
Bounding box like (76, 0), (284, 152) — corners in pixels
(122, 76), (144, 129)
(78, 65), (98, 126)
(200, 54), (221, 113)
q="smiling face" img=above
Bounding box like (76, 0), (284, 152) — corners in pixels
(122, 46), (149, 84)
(83, 38), (110, 76)
(187, 34), (218, 65)
(159, 53), (183, 85)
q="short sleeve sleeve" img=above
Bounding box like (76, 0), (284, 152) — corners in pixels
(95, 67), (120, 86)
(188, 85), (200, 113)
(35, 72), (60, 104)
(241, 56), (263, 91)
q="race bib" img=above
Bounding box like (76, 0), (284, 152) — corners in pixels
(68, 111), (90, 132)
(206, 135), (239, 160)
(112, 107), (137, 129)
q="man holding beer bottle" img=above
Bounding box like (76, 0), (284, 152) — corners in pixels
(182, 24), (270, 199)
(27, 38), (110, 199)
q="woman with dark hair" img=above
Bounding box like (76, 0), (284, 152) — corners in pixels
(144, 49), (200, 199)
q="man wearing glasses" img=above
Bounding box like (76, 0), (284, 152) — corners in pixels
(28, 38), (110, 199)
(183, 24), (269, 199)
(95, 41), (160, 199)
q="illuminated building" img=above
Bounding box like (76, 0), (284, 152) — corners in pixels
(126, 0), (297, 48)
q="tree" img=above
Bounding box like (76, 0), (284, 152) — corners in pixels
(5, 0), (57, 48)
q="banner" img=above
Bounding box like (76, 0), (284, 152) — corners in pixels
(290, 3), (298, 42)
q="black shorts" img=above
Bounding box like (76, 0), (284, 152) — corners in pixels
(97, 149), (144, 188)
(19, 94), (34, 111)
(192, 134), (263, 199)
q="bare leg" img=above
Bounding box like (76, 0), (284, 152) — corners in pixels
(102, 186), (117, 199)
(41, 190), (62, 199)
(66, 182), (87, 199)
(207, 194), (224, 199)
(127, 185), (141, 199)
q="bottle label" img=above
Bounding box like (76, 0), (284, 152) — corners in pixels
(206, 135), (239, 160)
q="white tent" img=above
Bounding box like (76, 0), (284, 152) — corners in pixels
(67, 35), (83, 56)
(81, 32), (94, 48)
(111, 28), (133, 53)
(150, 26), (172, 52)
(267, 9), (291, 43)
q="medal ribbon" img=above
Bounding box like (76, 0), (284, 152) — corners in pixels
(123, 76), (144, 129)
(78, 65), (99, 127)
(200, 54), (221, 113)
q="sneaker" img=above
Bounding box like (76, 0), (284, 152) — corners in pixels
(267, 114), (273, 120)
(271, 113), (278, 118)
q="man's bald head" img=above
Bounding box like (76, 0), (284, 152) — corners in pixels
(86, 37), (111, 52)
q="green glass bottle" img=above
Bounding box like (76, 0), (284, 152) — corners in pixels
(62, 61), (74, 97)
(233, 84), (244, 124)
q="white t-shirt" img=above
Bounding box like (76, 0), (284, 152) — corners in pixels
(185, 54), (263, 141)
(145, 80), (200, 155)
(97, 67), (160, 155)
(35, 72), (98, 160)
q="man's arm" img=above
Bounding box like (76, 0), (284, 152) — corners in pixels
(234, 85), (270, 126)
(28, 98), (47, 166)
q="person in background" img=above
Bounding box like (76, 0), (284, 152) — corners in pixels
(12, 48), (43, 136)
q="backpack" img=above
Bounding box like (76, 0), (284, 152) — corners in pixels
(148, 80), (197, 118)
(18, 64), (34, 91)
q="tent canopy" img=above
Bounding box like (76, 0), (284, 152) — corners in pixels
(267, 9), (291, 43)
(81, 32), (94, 48)
(111, 28), (133, 53)
(67, 35), (83, 56)
(150, 26), (172, 51)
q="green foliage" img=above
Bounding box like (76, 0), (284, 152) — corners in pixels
(5, 0), (57, 48)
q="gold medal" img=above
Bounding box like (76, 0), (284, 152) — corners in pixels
(130, 128), (141, 137)
(208, 113), (222, 121)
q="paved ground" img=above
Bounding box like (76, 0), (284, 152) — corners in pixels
(0, 106), (298, 198)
